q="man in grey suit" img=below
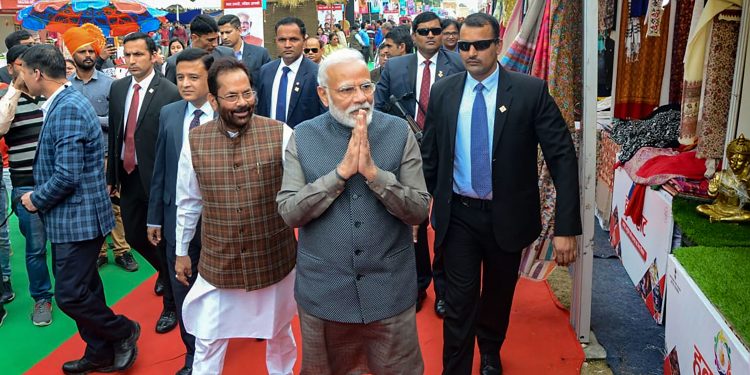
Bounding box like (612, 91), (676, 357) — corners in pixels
(217, 14), (271, 83)
(277, 48), (430, 374)
(147, 48), (214, 375)
(165, 15), (234, 84)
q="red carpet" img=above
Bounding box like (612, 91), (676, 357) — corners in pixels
(28, 274), (583, 374)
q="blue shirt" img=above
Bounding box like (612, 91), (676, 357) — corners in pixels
(69, 69), (114, 150)
(453, 65), (499, 200)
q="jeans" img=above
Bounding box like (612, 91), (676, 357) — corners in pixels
(0, 173), (11, 278)
(13, 186), (53, 301)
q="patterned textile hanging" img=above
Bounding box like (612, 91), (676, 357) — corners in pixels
(500, 0), (546, 74)
(501, 0), (523, 55)
(614, 0), (670, 120)
(668, 0), (696, 104)
(518, 0), (582, 281)
(696, 10), (742, 159)
(599, 0), (617, 35)
(678, 0), (742, 146)
(530, 0), (551, 80)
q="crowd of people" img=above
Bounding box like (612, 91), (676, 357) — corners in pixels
(0, 10), (580, 375)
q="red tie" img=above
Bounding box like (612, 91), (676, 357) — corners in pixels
(416, 60), (431, 129)
(123, 83), (140, 174)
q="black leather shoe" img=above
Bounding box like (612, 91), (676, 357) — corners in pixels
(156, 309), (178, 334)
(112, 320), (140, 371)
(154, 279), (165, 296)
(62, 357), (114, 374)
(176, 366), (192, 375)
(96, 255), (108, 268)
(114, 252), (139, 272)
(480, 353), (502, 375)
(415, 289), (427, 312)
(434, 298), (446, 318)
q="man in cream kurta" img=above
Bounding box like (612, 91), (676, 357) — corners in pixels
(174, 57), (297, 375)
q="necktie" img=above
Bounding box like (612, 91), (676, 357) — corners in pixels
(471, 83), (492, 197)
(275, 66), (291, 123)
(123, 83), (140, 174)
(416, 60), (431, 129)
(189, 109), (204, 130)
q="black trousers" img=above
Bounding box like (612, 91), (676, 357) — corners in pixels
(166, 226), (201, 368)
(441, 199), (522, 375)
(415, 219), (445, 298)
(119, 165), (175, 311)
(52, 236), (132, 363)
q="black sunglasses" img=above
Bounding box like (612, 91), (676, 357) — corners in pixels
(415, 27), (442, 36)
(457, 39), (498, 52)
(304, 48), (319, 53)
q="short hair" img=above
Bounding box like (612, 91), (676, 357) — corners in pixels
(7, 44), (30, 64)
(208, 57), (250, 97)
(441, 18), (460, 31)
(167, 37), (185, 57)
(123, 32), (158, 53)
(19, 44), (66, 80)
(217, 14), (241, 30)
(412, 11), (440, 32)
(175, 48), (214, 72)
(275, 17), (306, 37)
(190, 14), (219, 36)
(318, 48), (366, 87)
(385, 25), (413, 54)
(65, 58), (75, 65)
(305, 37), (323, 49)
(5, 30), (32, 49)
(462, 12), (500, 40)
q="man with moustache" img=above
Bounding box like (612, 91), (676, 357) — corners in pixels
(108, 32), (182, 334)
(165, 15), (234, 84)
(303, 37), (324, 64)
(147, 48), (214, 375)
(369, 25), (413, 84)
(64, 24), (138, 273)
(277, 48), (430, 374)
(175, 58), (297, 375)
(217, 14), (271, 82)
(421, 13), (580, 374)
(375, 11), (465, 317)
(256, 17), (325, 128)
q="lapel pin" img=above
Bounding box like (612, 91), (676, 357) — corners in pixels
(294, 87), (300, 92)
(148, 88), (154, 94)
(295, 81), (300, 86)
(438, 71), (444, 78)
(499, 105), (507, 113)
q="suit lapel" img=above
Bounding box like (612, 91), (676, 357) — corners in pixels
(447, 73), (467, 157)
(492, 65), (513, 155)
(136, 73), (159, 128)
(407, 54), (418, 94)
(435, 50), (451, 82)
(174, 101), (189, 152)
(287, 59), (308, 118)
(263, 60), (281, 115)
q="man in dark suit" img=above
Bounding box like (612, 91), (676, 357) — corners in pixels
(421, 13), (581, 375)
(108, 32), (182, 335)
(370, 25), (413, 84)
(217, 14), (271, 83)
(255, 17), (325, 128)
(147, 48), (213, 375)
(374, 11), (465, 317)
(19, 45), (139, 375)
(165, 15), (234, 84)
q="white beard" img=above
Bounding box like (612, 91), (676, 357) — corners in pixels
(327, 93), (373, 128)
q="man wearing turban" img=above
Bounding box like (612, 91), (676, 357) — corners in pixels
(65, 25), (139, 273)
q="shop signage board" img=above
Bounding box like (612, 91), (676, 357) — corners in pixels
(664, 255), (750, 375)
(223, 0), (264, 47)
(317, 4), (344, 30)
(610, 167), (673, 324)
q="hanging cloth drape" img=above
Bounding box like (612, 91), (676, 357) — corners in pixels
(695, 10), (742, 159)
(500, 0), (546, 74)
(501, 0), (523, 55)
(678, 0), (742, 146)
(668, 0), (696, 104)
(530, 0), (551, 80)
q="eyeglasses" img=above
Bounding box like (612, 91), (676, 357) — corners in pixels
(304, 48), (319, 54)
(443, 32), (459, 38)
(323, 82), (375, 97)
(456, 39), (498, 52)
(217, 90), (256, 103)
(415, 27), (442, 36)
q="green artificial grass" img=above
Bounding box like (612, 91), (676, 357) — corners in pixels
(0, 215), (155, 375)
(674, 246), (750, 346)
(672, 197), (750, 247)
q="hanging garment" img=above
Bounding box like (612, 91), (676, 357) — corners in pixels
(610, 108), (681, 163)
(500, 0), (547, 74)
(501, 0), (523, 56)
(668, 0), (696, 104)
(530, 0), (551, 80)
(696, 10), (742, 160)
(614, 0), (670, 120)
(599, 0), (617, 35)
(678, 0), (742, 145)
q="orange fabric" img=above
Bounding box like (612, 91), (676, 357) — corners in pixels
(62, 23), (106, 56)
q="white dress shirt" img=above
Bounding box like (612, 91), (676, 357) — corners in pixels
(40, 85), (66, 120)
(120, 68), (156, 162)
(414, 51), (438, 117)
(269, 55), (303, 122)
